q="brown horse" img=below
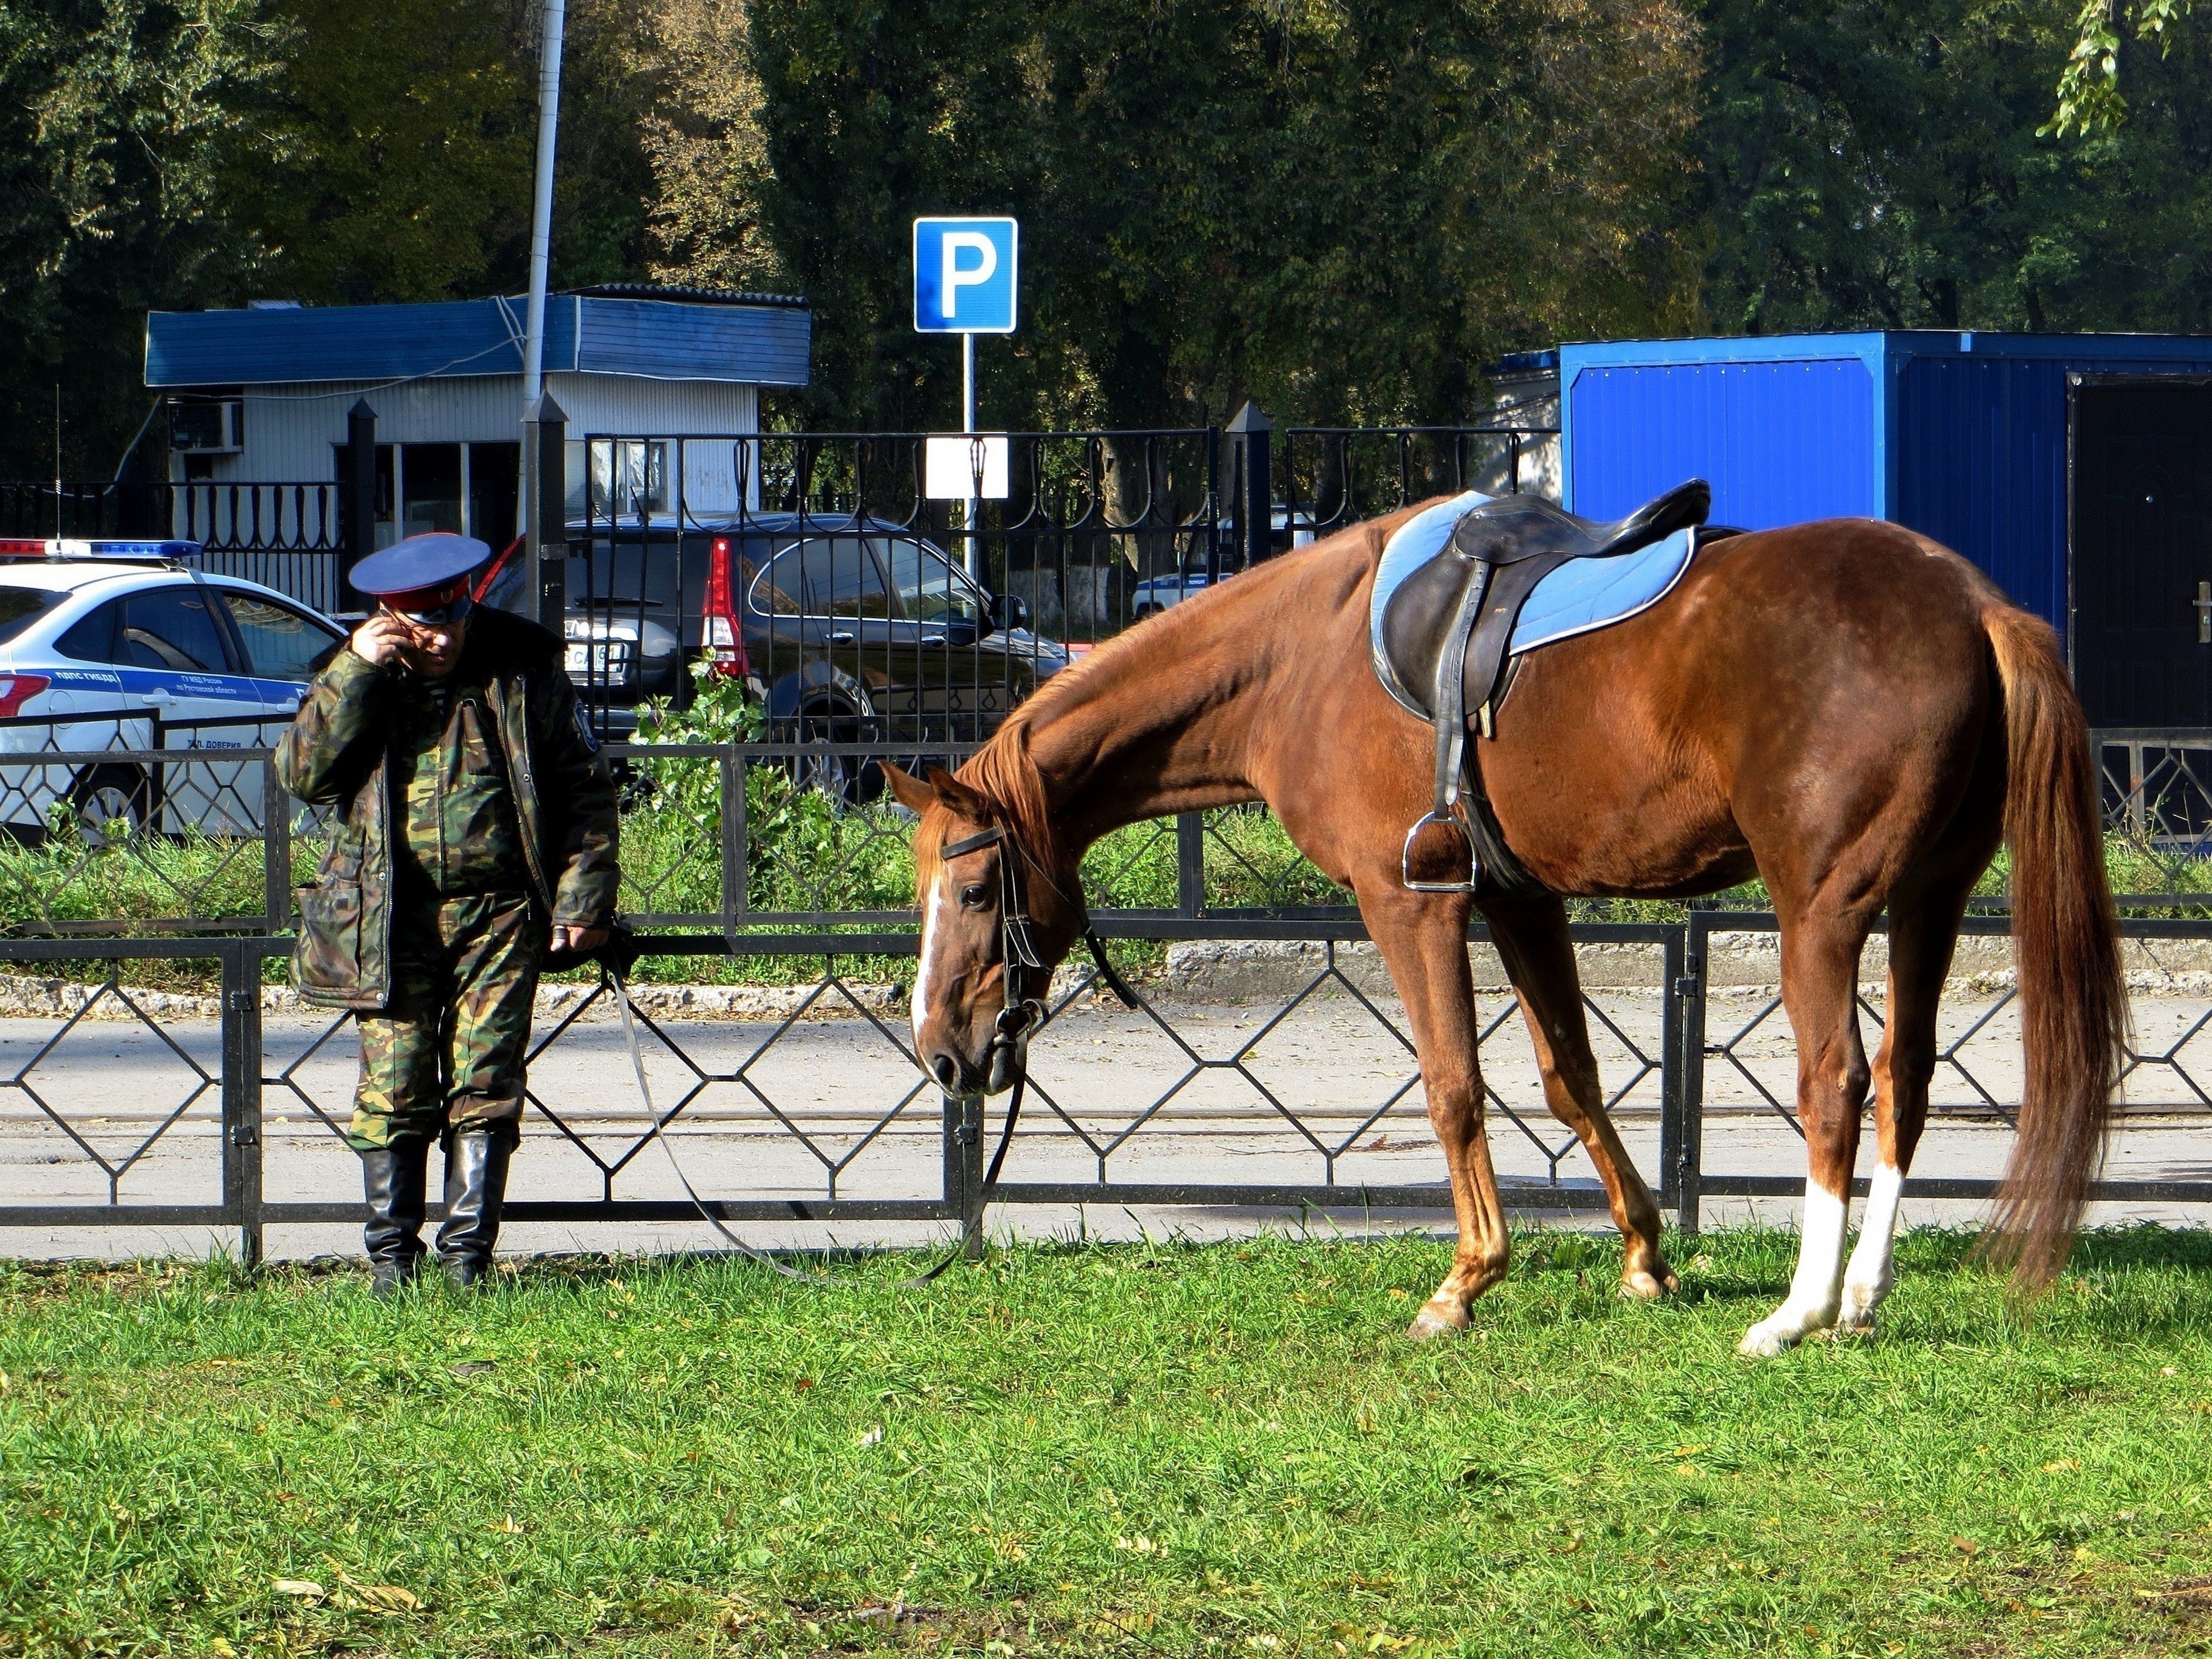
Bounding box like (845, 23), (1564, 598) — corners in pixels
(882, 506), (2124, 1353)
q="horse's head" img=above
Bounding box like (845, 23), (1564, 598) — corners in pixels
(883, 760), (1085, 1097)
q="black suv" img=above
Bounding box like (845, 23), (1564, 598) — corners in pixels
(552, 512), (1071, 776)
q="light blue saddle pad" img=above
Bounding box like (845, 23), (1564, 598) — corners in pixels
(1370, 492), (1696, 674)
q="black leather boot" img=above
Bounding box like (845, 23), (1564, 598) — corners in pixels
(435, 1130), (513, 1289)
(362, 1141), (429, 1298)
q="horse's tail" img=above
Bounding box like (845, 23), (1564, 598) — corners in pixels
(1981, 605), (2126, 1292)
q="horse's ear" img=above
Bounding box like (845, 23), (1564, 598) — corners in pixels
(879, 760), (933, 815)
(926, 766), (989, 819)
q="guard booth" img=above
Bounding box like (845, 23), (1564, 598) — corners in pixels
(1557, 332), (2212, 729)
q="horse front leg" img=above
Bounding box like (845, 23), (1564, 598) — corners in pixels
(1364, 892), (1510, 1338)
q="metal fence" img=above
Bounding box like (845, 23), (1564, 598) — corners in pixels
(2, 725), (2209, 1259)
(3, 911), (2209, 1264)
(563, 423), (1554, 743)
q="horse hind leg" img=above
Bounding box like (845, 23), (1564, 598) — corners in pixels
(1836, 873), (1978, 1336)
(1738, 907), (1876, 1357)
(1485, 892), (1677, 1299)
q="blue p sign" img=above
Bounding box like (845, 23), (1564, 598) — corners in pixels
(913, 217), (1018, 334)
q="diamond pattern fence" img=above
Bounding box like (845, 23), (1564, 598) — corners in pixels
(3, 734), (2212, 1257)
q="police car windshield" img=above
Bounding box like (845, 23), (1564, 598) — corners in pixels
(0, 587), (59, 645)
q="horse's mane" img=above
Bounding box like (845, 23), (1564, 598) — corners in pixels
(913, 642), (1111, 896)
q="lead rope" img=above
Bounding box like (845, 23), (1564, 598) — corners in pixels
(609, 956), (1021, 1289)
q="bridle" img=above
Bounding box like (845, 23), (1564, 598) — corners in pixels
(601, 811), (1138, 1288)
(935, 816), (1141, 1201)
(938, 817), (1141, 1081)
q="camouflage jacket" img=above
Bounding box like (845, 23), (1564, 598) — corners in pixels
(274, 609), (620, 1010)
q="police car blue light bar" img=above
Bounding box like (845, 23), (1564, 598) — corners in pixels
(0, 539), (202, 561)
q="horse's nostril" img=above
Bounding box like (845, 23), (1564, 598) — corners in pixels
(930, 1054), (960, 1091)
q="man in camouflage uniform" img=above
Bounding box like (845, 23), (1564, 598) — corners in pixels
(277, 532), (619, 1295)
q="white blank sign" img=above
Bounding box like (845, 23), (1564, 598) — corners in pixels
(924, 434), (1010, 500)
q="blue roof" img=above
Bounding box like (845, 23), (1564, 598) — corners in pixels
(144, 292), (811, 389)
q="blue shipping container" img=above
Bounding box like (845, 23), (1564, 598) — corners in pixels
(1559, 332), (2212, 726)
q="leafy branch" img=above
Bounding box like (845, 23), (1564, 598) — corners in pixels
(2047, 0), (2192, 136)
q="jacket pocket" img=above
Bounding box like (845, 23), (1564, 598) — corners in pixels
(291, 876), (365, 998)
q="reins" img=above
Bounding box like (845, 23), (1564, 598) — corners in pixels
(609, 809), (1137, 1287)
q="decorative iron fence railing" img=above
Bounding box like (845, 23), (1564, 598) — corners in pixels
(2, 912), (2207, 1265)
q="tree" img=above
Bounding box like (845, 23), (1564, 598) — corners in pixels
(0, 0), (286, 477)
(739, 0), (1705, 434)
(1695, 0), (2212, 333)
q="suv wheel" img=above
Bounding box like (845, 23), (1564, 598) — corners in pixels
(774, 703), (884, 805)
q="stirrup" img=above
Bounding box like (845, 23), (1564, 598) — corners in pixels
(1401, 810), (1480, 894)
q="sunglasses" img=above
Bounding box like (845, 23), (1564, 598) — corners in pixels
(385, 593), (475, 630)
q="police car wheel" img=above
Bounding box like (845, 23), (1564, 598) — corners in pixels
(68, 765), (154, 846)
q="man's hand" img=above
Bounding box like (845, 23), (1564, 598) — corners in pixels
(351, 614), (413, 667)
(553, 925), (610, 956)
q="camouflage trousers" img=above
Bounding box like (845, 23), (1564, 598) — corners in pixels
(346, 892), (542, 1151)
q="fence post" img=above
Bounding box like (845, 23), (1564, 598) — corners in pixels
(262, 750), (291, 932)
(221, 941), (265, 1270)
(1659, 923), (1686, 1217)
(1227, 401), (1272, 567)
(946, 1092), (985, 1259)
(342, 399), (378, 612)
(722, 744), (747, 939)
(1177, 813), (1205, 917)
(524, 393), (567, 627)
(1673, 911), (1710, 1237)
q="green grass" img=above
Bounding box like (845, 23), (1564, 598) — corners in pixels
(5, 1226), (2212, 1657)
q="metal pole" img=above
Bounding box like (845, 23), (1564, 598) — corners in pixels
(962, 331), (980, 581)
(521, 0), (566, 409)
(519, 0), (567, 624)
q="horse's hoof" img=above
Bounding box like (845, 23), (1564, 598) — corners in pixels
(1828, 1316), (1877, 1342)
(1735, 1324), (1796, 1358)
(1619, 1267), (1676, 1301)
(1406, 1305), (1468, 1341)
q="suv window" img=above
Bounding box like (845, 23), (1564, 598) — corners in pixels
(220, 591), (341, 681)
(0, 586), (61, 645)
(748, 537), (895, 619)
(881, 540), (984, 626)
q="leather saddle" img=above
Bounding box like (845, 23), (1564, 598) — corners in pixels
(1375, 480), (1711, 894)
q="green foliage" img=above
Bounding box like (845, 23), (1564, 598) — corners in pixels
(2051, 0), (2194, 136)
(744, 0), (1706, 431)
(0, 0), (288, 476)
(3, 1227), (2211, 1656)
(1697, 0), (2212, 334)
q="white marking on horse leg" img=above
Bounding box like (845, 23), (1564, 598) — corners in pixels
(1838, 1162), (1905, 1332)
(911, 882), (945, 1040)
(1737, 1180), (1849, 1357)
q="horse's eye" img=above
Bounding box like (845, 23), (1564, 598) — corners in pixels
(960, 884), (991, 909)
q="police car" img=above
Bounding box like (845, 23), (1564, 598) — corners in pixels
(0, 539), (347, 842)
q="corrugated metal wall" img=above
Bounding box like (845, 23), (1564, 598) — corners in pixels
(1896, 349), (2212, 632)
(1566, 358), (1878, 527)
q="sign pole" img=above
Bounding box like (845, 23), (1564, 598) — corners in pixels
(962, 330), (980, 580)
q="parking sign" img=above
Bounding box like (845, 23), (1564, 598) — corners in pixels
(913, 217), (1018, 334)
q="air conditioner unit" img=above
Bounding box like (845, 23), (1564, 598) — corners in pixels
(171, 400), (243, 455)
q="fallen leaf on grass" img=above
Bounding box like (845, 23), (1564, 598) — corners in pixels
(1387, 1289), (1408, 1300)
(354, 1583), (420, 1614)
(1953, 1536), (1981, 1555)
(451, 1361), (496, 1378)
(858, 1425), (884, 1447)
(272, 1579), (324, 1599)
(2043, 1459), (2080, 1473)
(489, 1515), (524, 1535)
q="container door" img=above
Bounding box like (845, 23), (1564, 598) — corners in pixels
(2072, 381), (2212, 728)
